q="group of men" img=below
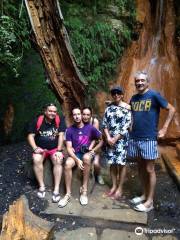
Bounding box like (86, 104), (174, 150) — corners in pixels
(27, 71), (175, 212)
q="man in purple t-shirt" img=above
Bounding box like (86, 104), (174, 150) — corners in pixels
(58, 107), (103, 207)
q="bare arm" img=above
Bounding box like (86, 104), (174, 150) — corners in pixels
(91, 138), (103, 153)
(158, 103), (176, 138)
(27, 133), (44, 154)
(104, 128), (114, 146)
(88, 118), (100, 149)
(93, 118), (100, 130)
(27, 133), (38, 151)
(57, 132), (64, 151)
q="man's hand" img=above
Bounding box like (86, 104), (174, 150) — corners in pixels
(158, 127), (168, 138)
(33, 147), (44, 154)
(55, 151), (63, 160)
(77, 159), (84, 170)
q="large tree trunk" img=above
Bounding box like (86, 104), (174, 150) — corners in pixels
(25, 0), (87, 124)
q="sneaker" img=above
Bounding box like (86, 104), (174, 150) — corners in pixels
(134, 203), (154, 212)
(96, 175), (105, 185)
(37, 187), (46, 199)
(80, 194), (88, 205)
(79, 186), (88, 205)
(58, 194), (71, 208)
(130, 196), (146, 204)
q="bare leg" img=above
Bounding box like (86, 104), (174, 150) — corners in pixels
(64, 157), (75, 195)
(82, 153), (92, 192)
(137, 158), (147, 199)
(93, 154), (100, 176)
(109, 164), (117, 193)
(33, 153), (45, 190)
(114, 165), (126, 198)
(51, 153), (63, 194)
(143, 160), (156, 207)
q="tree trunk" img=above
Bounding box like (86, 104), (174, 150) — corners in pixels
(0, 195), (54, 240)
(24, 0), (87, 124)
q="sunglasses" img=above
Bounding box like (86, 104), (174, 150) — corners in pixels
(111, 91), (122, 96)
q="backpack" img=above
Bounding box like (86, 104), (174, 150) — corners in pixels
(36, 115), (60, 131)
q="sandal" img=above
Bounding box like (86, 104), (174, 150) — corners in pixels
(111, 192), (123, 201)
(37, 188), (46, 199)
(52, 192), (61, 203)
(134, 203), (154, 212)
(58, 193), (71, 208)
(105, 190), (116, 197)
(130, 196), (146, 204)
(79, 186), (88, 205)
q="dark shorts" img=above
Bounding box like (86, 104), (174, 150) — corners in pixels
(75, 152), (95, 162)
(75, 152), (84, 160)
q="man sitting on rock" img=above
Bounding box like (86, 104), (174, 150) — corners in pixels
(27, 103), (66, 203)
(58, 107), (103, 207)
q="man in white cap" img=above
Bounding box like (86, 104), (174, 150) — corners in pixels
(128, 71), (175, 212)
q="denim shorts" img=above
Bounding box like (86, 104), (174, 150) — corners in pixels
(128, 139), (158, 160)
(75, 152), (95, 162)
(75, 152), (84, 160)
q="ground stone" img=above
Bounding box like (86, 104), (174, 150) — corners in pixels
(44, 184), (147, 225)
(152, 236), (178, 240)
(101, 229), (148, 240)
(54, 227), (97, 240)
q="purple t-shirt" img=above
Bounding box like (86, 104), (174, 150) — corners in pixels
(65, 123), (101, 153)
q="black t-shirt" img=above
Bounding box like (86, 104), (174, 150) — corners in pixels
(27, 115), (66, 150)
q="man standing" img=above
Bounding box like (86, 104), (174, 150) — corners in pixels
(27, 103), (66, 203)
(58, 107), (103, 207)
(128, 71), (175, 212)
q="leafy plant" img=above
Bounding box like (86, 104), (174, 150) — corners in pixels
(62, 0), (136, 100)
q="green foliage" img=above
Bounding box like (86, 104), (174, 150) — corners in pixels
(62, 0), (136, 98)
(0, 1), (57, 144)
(0, 0), (30, 78)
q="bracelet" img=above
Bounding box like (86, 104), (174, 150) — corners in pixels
(33, 147), (38, 153)
(57, 150), (62, 152)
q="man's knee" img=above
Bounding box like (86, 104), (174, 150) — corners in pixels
(146, 161), (155, 173)
(83, 153), (91, 165)
(33, 154), (44, 165)
(65, 158), (75, 170)
(51, 155), (63, 166)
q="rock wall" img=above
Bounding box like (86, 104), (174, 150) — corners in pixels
(96, 0), (180, 139)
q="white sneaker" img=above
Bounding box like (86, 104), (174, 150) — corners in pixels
(96, 175), (105, 185)
(58, 194), (71, 208)
(130, 196), (146, 204)
(134, 203), (154, 212)
(79, 186), (88, 205)
(80, 194), (88, 205)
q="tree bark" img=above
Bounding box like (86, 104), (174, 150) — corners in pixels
(0, 195), (54, 240)
(24, 0), (87, 124)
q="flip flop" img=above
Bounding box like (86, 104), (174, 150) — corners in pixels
(37, 189), (46, 199)
(111, 194), (125, 201)
(52, 192), (61, 203)
(105, 190), (115, 197)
